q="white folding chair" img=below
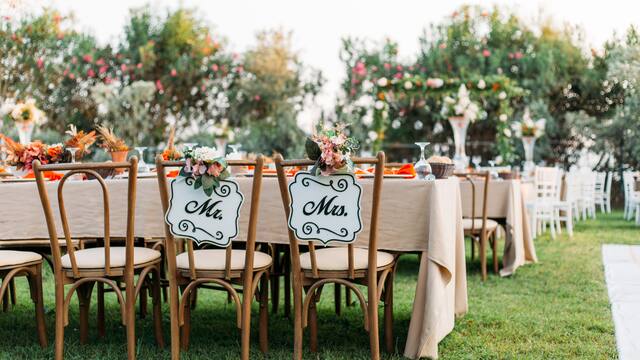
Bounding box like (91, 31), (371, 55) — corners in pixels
(603, 172), (613, 214)
(580, 171), (597, 220)
(594, 172), (607, 213)
(554, 171), (574, 237)
(526, 167), (561, 240)
(623, 172), (640, 220)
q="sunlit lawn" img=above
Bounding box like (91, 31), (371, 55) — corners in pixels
(0, 212), (630, 359)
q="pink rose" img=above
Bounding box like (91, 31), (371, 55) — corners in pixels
(207, 162), (223, 177)
(95, 58), (105, 66)
(137, 63), (143, 69)
(120, 64), (127, 72)
(170, 68), (177, 77)
(515, 51), (524, 59)
(82, 54), (93, 63)
(394, 72), (403, 79)
(198, 164), (207, 175)
(396, 65), (403, 71)
(99, 65), (108, 74)
(254, 95), (261, 101)
(36, 58), (44, 69)
(87, 69), (95, 78)
(383, 63), (391, 70)
(155, 80), (164, 92)
(211, 64), (219, 72)
(482, 49), (491, 57)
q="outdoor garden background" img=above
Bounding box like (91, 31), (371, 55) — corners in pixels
(1, 2), (640, 359)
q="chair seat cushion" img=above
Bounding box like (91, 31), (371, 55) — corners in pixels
(61, 247), (160, 269)
(176, 249), (272, 271)
(463, 218), (499, 231)
(0, 250), (42, 268)
(299, 247), (395, 271)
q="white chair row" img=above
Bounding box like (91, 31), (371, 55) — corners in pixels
(622, 171), (640, 224)
(527, 167), (612, 240)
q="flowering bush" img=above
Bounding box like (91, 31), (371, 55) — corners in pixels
(513, 108), (545, 138)
(179, 146), (230, 196)
(441, 85), (481, 122)
(305, 124), (359, 176)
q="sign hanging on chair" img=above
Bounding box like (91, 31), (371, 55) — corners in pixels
(165, 177), (244, 247)
(287, 172), (363, 244)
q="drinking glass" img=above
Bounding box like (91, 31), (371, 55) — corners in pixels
(135, 147), (150, 173)
(67, 147), (80, 163)
(488, 160), (498, 179)
(472, 155), (482, 169)
(414, 142), (434, 180)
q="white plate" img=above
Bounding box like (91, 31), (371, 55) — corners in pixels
(358, 174), (414, 179)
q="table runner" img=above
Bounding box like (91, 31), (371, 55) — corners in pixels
(0, 176), (467, 359)
(459, 180), (537, 276)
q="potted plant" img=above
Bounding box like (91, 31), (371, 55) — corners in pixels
(97, 126), (129, 170)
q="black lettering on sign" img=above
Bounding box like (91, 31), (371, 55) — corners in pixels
(302, 195), (348, 217)
(184, 199), (223, 220)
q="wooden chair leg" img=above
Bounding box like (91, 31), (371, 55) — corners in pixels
(125, 275), (137, 360)
(308, 290), (319, 353)
(492, 233), (499, 274)
(284, 257), (291, 318)
(168, 279), (181, 360)
(480, 235), (487, 281)
(97, 282), (105, 338)
(152, 268), (165, 348)
(78, 282), (94, 344)
(259, 273), (269, 354)
(9, 278), (17, 306)
(470, 237), (475, 260)
(181, 291), (192, 351)
(345, 287), (353, 307)
(368, 284), (380, 360)
(54, 283), (65, 360)
(334, 283), (342, 316)
(271, 248), (280, 314)
(2, 286), (8, 312)
(384, 272), (394, 353)
(139, 286), (148, 319)
(29, 264), (47, 348)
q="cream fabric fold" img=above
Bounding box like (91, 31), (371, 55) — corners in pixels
(0, 176), (467, 359)
(459, 179), (537, 276)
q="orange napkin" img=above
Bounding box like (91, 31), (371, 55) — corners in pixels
(395, 164), (416, 178)
(354, 168), (369, 175)
(167, 170), (179, 178)
(23, 171), (64, 181)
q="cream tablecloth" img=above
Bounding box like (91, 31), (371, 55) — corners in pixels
(459, 179), (537, 276)
(0, 177), (467, 359)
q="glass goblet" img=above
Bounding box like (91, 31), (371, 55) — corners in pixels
(414, 142), (433, 180)
(135, 147), (150, 172)
(67, 147), (80, 163)
(472, 155), (482, 169)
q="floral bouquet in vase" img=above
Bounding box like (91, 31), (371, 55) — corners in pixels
(441, 84), (480, 170)
(0, 135), (64, 177)
(305, 124), (359, 176)
(64, 125), (97, 162)
(4, 99), (46, 145)
(513, 108), (545, 174)
(179, 146), (230, 196)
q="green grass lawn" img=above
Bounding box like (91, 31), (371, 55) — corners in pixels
(1, 212), (635, 359)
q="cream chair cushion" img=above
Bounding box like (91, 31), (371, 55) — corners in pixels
(463, 218), (499, 231)
(61, 247), (160, 269)
(176, 249), (272, 271)
(0, 250), (42, 267)
(299, 247), (395, 271)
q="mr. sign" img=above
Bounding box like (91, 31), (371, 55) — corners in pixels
(165, 177), (244, 247)
(287, 172), (363, 244)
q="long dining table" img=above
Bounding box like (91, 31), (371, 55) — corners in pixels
(0, 175), (467, 359)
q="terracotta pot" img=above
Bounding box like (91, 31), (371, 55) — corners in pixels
(109, 150), (129, 174)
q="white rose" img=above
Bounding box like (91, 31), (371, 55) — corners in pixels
(375, 100), (385, 110)
(362, 111), (373, 126)
(368, 131), (378, 141)
(499, 114), (508, 122)
(414, 120), (424, 130)
(477, 79), (486, 89)
(391, 119), (401, 129)
(503, 128), (512, 137)
(498, 91), (507, 100)
(377, 77), (388, 87)
(404, 81), (413, 90)
(362, 80), (374, 92)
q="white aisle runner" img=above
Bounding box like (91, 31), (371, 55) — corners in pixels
(602, 244), (640, 360)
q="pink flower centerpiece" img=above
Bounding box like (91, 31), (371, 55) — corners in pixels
(305, 124), (359, 176)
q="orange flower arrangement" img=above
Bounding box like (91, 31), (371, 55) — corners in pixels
(161, 125), (183, 161)
(64, 125), (96, 159)
(96, 126), (129, 152)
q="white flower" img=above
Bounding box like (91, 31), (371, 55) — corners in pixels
(355, 95), (374, 108)
(193, 146), (221, 161)
(374, 100), (385, 110)
(362, 111), (373, 126)
(414, 120), (423, 130)
(404, 81), (413, 90)
(499, 114), (508, 122)
(477, 79), (486, 89)
(535, 118), (546, 133)
(381, 110), (388, 119)
(503, 128), (512, 137)
(391, 119), (401, 129)
(433, 122), (444, 134)
(362, 80), (374, 92)
(498, 91), (507, 100)
(368, 131), (378, 141)
(443, 96), (456, 104)
(377, 77), (388, 87)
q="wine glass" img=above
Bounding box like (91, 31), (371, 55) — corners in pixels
(472, 155), (482, 169)
(67, 147), (80, 163)
(182, 143), (198, 152)
(227, 144), (242, 159)
(488, 160), (498, 179)
(414, 142), (433, 180)
(441, 144), (450, 157)
(135, 147), (149, 172)
(434, 143), (441, 156)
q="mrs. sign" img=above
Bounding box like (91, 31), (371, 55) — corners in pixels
(165, 177), (244, 247)
(288, 172), (363, 244)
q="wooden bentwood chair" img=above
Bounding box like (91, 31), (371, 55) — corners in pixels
(458, 171), (499, 281)
(156, 155), (270, 360)
(0, 250), (47, 347)
(33, 157), (164, 360)
(275, 152), (398, 360)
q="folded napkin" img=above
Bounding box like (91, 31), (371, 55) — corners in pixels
(167, 170), (179, 178)
(23, 171), (64, 181)
(395, 164), (416, 177)
(355, 164), (415, 178)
